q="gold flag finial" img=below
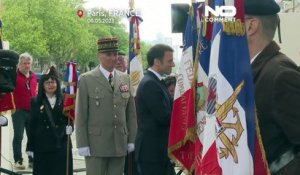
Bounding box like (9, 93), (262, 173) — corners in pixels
(129, 0), (135, 10)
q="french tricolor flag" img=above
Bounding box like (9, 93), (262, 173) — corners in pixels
(63, 61), (78, 121)
(128, 14), (144, 96)
(168, 10), (197, 174)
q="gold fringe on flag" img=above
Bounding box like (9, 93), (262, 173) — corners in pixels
(255, 111), (271, 175)
(222, 19), (245, 36)
(168, 127), (197, 175)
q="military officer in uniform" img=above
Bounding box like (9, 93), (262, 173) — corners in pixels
(245, 0), (300, 174)
(116, 51), (128, 73)
(75, 37), (137, 175)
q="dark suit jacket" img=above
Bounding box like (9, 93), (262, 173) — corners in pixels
(28, 96), (73, 175)
(135, 70), (172, 163)
(252, 41), (300, 172)
(27, 97), (71, 153)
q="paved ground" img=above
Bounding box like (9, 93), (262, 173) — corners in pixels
(0, 111), (85, 175)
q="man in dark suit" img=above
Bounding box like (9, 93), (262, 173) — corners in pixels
(245, 0), (300, 174)
(135, 44), (175, 175)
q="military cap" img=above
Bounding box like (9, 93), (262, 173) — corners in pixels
(97, 37), (119, 53)
(245, 0), (280, 15)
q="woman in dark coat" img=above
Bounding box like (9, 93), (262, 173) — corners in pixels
(27, 66), (73, 175)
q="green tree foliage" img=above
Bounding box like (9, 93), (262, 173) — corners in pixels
(0, 0), (129, 71)
(140, 41), (152, 69)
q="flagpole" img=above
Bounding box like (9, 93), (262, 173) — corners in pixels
(127, 1), (134, 175)
(64, 61), (77, 175)
(129, 0), (134, 10)
(127, 1), (133, 173)
(65, 60), (72, 175)
(0, 16), (3, 168)
(65, 61), (70, 175)
(66, 114), (70, 175)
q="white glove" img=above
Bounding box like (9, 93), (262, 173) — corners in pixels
(127, 143), (135, 153)
(0, 115), (8, 126)
(66, 125), (73, 135)
(26, 151), (34, 158)
(78, 146), (91, 157)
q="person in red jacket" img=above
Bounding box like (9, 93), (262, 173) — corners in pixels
(12, 52), (37, 170)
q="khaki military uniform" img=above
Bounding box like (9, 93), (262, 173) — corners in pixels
(75, 66), (137, 174)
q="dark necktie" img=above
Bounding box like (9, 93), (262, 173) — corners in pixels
(108, 73), (114, 89)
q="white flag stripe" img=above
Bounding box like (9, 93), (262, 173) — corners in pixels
(129, 54), (144, 96)
(174, 46), (193, 100)
(196, 58), (209, 146)
(197, 62), (208, 87)
(208, 30), (253, 175)
(68, 64), (74, 94)
(201, 31), (221, 157)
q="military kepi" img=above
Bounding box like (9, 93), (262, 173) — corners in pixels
(97, 37), (119, 53)
(245, 0), (280, 15)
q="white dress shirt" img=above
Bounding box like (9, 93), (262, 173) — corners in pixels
(148, 68), (163, 81)
(99, 65), (115, 81)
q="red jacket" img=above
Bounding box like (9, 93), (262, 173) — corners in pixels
(13, 70), (37, 110)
